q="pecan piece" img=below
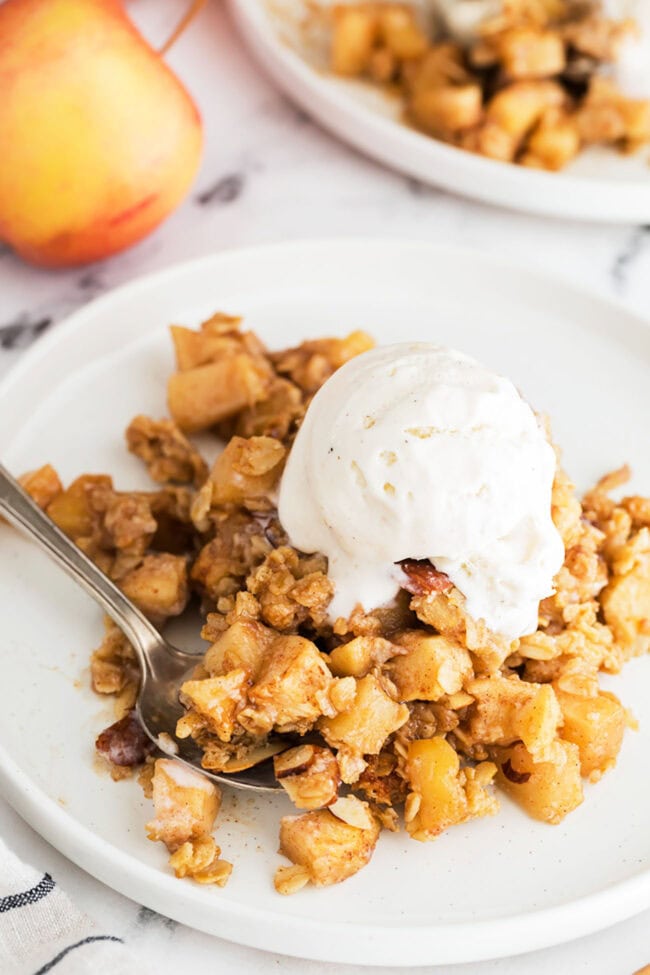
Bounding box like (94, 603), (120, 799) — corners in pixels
(398, 559), (452, 596)
(501, 757), (531, 785)
(96, 710), (154, 767)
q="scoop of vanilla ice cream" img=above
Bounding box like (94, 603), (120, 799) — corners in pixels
(278, 343), (564, 641)
(603, 0), (650, 97)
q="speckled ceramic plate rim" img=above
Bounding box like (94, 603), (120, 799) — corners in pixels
(1, 239), (650, 966)
(228, 0), (650, 223)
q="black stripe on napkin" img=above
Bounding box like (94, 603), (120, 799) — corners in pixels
(0, 873), (55, 913)
(34, 935), (125, 974)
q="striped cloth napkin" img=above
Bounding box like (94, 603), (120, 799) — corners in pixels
(0, 837), (140, 975)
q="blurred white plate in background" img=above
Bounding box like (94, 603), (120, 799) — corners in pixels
(229, 0), (650, 223)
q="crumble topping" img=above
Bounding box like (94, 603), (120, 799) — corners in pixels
(21, 311), (649, 892)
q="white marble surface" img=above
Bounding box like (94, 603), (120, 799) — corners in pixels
(1, 0), (650, 971)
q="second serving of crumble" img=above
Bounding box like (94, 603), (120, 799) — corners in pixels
(329, 0), (650, 171)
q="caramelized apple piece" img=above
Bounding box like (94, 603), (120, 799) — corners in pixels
(275, 807), (379, 892)
(492, 740), (583, 824)
(146, 758), (221, 851)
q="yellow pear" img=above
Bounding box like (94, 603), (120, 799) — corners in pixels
(0, 0), (203, 267)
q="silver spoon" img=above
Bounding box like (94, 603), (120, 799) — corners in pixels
(0, 463), (282, 792)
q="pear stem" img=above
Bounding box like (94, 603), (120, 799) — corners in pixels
(159, 0), (207, 55)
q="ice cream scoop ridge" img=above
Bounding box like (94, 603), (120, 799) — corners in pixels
(278, 343), (565, 641)
(603, 0), (650, 98)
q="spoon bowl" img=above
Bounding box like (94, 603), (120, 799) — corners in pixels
(0, 463), (283, 792)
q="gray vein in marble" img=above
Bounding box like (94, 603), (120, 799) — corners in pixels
(405, 177), (428, 196)
(278, 92), (312, 127)
(0, 313), (52, 351)
(404, 177), (447, 201)
(0, 262), (110, 365)
(196, 172), (246, 206)
(136, 905), (178, 932)
(77, 269), (107, 296)
(611, 225), (650, 292)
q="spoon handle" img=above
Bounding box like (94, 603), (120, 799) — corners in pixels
(0, 462), (160, 673)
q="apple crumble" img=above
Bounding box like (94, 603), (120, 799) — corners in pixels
(20, 312), (650, 893)
(327, 0), (650, 170)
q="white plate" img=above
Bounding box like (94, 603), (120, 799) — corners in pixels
(2, 239), (650, 967)
(229, 0), (650, 223)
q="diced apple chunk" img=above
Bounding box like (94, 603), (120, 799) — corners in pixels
(178, 670), (249, 742)
(46, 474), (112, 539)
(239, 635), (335, 736)
(276, 808), (379, 891)
(119, 553), (189, 622)
(327, 635), (397, 678)
(331, 5), (378, 76)
(19, 464), (62, 509)
(168, 354), (272, 433)
(388, 630), (472, 701)
(146, 758), (221, 851)
(407, 737), (462, 840)
(493, 740), (583, 824)
(319, 675), (409, 781)
(466, 677), (561, 762)
(169, 313), (244, 371)
(556, 688), (626, 779)
(203, 619), (276, 680)
(601, 561), (650, 655)
(208, 435), (286, 506)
